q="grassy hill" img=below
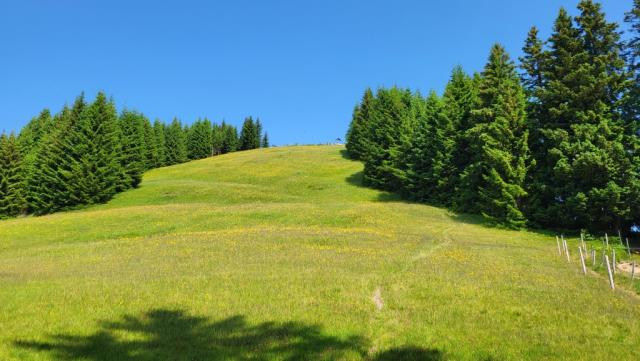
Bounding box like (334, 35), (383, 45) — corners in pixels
(1, 145), (639, 360)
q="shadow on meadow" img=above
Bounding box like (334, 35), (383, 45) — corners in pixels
(15, 309), (443, 360)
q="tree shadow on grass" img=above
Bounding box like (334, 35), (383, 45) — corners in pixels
(15, 309), (443, 360)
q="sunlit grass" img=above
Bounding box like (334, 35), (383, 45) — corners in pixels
(1, 145), (639, 360)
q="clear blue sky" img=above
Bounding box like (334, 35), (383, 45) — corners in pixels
(0, 0), (631, 145)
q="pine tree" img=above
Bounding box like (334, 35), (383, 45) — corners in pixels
(27, 96), (85, 214)
(460, 44), (531, 228)
(187, 118), (213, 159)
(221, 123), (238, 153)
(142, 117), (157, 170)
(346, 88), (374, 160)
(254, 119), (263, 148)
(69, 92), (122, 204)
(0, 133), (27, 218)
(164, 118), (188, 165)
(239, 117), (257, 151)
(17, 109), (52, 157)
(442, 66), (479, 208)
(261, 132), (269, 148)
(362, 87), (414, 191)
(153, 119), (167, 167)
(119, 110), (147, 188)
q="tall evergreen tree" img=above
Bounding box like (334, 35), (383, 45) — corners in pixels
(141, 117), (157, 170)
(239, 117), (257, 151)
(442, 66), (480, 207)
(346, 88), (374, 160)
(362, 87), (414, 191)
(27, 96), (85, 213)
(69, 92), (122, 204)
(460, 44), (531, 228)
(164, 118), (188, 165)
(0, 133), (27, 218)
(187, 118), (213, 159)
(221, 122), (238, 154)
(255, 118), (263, 148)
(261, 132), (269, 148)
(153, 119), (167, 167)
(118, 110), (147, 188)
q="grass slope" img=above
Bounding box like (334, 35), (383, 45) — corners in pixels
(1, 145), (639, 360)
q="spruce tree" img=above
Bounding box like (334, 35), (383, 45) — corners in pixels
(164, 118), (188, 165)
(239, 117), (257, 151)
(346, 88), (374, 160)
(362, 87), (414, 191)
(69, 92), (122, 204)
(118, 110), (147, 188)
(261, 132), (269, 148)
(211, 122), (224, 155)
(0, 133), (27, 218)
(142, 117), (157, 170)
(187, 118), (213, 159)
(27, 96), (85, 213)
(255, 119), (263, 148)
(221, 123), (238, 153)
(153, 119), (167, 167)
(442, 66), (479, 207)
(460, 44), (531, 228)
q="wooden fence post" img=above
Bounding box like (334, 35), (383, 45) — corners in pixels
(579, 247), (587, 275)
(581, 233), (586, 252)
(605, 255), (615, 290)
(625, 237), (631, 258)
(632, 262), (636, 282)
(605, 233), (609, 249)
(564, 238), (571, 263)
(612, 249), (616, 274)
(592, 249), (596, 267)
(556, 236), (562, 256)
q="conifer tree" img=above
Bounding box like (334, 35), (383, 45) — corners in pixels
(0, 133), (27, 218)
(118, 110), (147, 188)
(442, 66), (479, 206)
(211, 122), (224, 155)
(153, 119), (167, 167)
(460, 44), (531, 228)
(261, 132), (269, 148)
(255, 119), (263, 148)
(239, 117), (257, 151)
(69, 92), (122, 204)
(346, 88), (374, 160)
(187, 118), (213, 159)
(164, 118), (188, 165)
(142, 117), (157, 170)
(27, 96), (85, 213)
(362, 87), (414, 191)
(17, 109), (52, 156)
(221, 123), (238, 153)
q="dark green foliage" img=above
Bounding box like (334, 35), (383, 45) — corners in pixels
(346, 88), (374, 160)
(255, 119), (263, 149)
(261, 133), (269, 148)
(187, 118), (213, 160)
(403, 92), (451, 203)
(0, 133), (27, 218)
(5, 92), (270, 219)
(524, 1), (636, 231)
(164, 118), (188, 165)
(142, 118), (157, 170)
(465, 45), (531, 228)
(68, 92), (122, 204)
(119, 110), (147, 188)
(153, 120), (167, 167)
(362, 87), (414, 191)
(239, 117), (262, 151)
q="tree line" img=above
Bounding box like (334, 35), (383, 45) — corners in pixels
(0, 92), (269, 218)
(346, 0), (640, 232)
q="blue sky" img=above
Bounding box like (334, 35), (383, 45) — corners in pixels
(0, 0), (631, 145)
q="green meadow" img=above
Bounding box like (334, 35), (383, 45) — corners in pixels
(1, 145), (639, 360)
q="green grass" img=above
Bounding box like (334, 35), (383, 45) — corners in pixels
(1, 145), (639, 360)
